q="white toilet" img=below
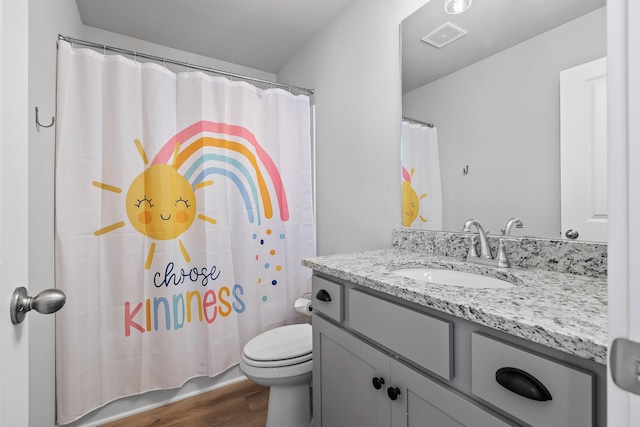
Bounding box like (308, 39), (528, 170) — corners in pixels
(239, 323), (313, 427)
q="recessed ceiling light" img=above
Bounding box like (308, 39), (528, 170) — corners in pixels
(445, 0), (472, 14)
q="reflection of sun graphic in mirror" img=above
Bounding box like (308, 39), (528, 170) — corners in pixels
(93, 139), (217, 269)
(401, 167), (427, 227)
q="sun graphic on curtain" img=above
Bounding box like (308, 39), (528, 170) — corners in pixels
(91, 120), (290, 270)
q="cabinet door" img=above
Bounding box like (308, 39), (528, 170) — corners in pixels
(313, 315), (391, 427)
(390, 359), (516, 427)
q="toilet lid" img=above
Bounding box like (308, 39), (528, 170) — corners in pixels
(243, 323), (312, 362)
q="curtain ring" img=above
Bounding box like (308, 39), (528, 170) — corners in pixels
(35, 107), (55, 131)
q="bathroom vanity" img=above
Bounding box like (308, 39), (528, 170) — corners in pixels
(304, 230), (607, 427)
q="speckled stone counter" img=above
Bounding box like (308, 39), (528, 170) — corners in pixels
(392, 229), (608, 278)
(302, 247), (607, 365)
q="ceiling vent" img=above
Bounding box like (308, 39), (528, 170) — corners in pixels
(421, 22), (467, 48)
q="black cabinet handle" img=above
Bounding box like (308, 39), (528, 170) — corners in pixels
(495, 367), (552, 401)
(387, 386), (401, 401)
(315, 289), (332, 302)
(372, 377), (385, 390)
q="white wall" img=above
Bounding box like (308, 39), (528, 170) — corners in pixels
(27, 1), (275, 425)
(277, 0), (428, 255)
(402, 8), (606, 238)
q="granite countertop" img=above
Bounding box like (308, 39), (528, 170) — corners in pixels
(302, 249), (607, 364)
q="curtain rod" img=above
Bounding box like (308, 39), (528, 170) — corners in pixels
(58, 35), (314, 96)
(402, 116), (434, 128)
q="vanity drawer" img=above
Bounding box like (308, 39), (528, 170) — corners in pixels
(348, 289), (452, 380)
(312, 276), (344, 323)
(471, 332), (593, 427)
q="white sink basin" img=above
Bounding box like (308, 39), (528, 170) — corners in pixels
(392, 268), (514, 289)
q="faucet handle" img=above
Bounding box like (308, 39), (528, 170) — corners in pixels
(495, 238), (511, 268)
(467, 235), (479, 258)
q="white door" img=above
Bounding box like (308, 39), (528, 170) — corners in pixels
(0, 0), (30, 426)
(560, 57), (608, 242)
(608, 0), (640, 425)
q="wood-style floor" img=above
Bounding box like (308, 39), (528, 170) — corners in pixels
(100, 380), (269, 427)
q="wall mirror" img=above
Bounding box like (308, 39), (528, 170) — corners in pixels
(401, 0), (606, 241)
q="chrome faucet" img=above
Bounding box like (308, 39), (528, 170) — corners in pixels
(502, 217), (524, 236)
(462, 219), (492, 260)
(462, 218), (515, 268)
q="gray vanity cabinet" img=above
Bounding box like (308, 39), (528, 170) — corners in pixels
(311, 273), (605, 426)
(312, 275), (515, 427)
(313, 315), (513, 427)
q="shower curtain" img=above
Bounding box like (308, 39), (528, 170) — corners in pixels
(401, 121), (442, 230)
(54, 40), (315, 424)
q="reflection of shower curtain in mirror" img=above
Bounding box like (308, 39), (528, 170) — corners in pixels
(401, 122), (442, 230)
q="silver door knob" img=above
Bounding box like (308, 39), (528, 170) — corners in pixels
(565, 229), (579, 239)
(10, 287), (66, 324)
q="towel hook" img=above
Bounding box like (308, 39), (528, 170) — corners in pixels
(35, 107), (55, 131)
(462, 165), (469, 175)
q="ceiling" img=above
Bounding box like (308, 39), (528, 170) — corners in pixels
(75, 0), (351, 74)
(402, 0), (606, 93)
(75, 1), (606, 87)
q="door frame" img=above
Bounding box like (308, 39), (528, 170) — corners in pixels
(607, 0), (640, 424)
(1, 0), (31, 426)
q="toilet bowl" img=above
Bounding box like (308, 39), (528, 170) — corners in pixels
(239, 323), (313, 427)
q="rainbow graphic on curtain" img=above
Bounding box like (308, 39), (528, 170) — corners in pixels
(152, 120), (290, 224)
(93, 120), (289, 270)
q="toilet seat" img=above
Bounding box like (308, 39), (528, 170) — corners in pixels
(242, 323), (312, 368)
